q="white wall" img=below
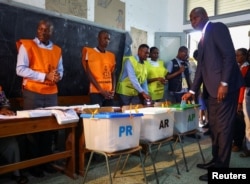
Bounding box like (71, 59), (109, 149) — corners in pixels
(12, 0), (45, 8)
(122, 0), (168, 45)
(165, 0), (184, 32)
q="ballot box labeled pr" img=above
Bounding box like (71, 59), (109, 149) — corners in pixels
(167, 104), (199, 133)
(125, 107), (174, 142)
(81, 112), (143, 152)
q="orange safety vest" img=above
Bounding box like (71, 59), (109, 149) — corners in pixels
(16, 39), (61, 94)
(82, 47), (115, 93)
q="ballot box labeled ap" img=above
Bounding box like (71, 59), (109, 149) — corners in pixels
(81, 112), (143, 152)
(167, 104), (199, 133)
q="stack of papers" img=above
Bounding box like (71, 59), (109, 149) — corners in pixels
(1, 104), (100, 124)
(43, 104), (100, 111)
(51, 109), (79, 124)
(16, 109), (52, 118)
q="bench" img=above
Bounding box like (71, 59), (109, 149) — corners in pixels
(1, 95), (91, 177)
(0, 116), (77, 178)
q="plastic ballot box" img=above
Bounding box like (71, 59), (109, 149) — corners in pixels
(81, 112), (143, 152)
(166, 104), (199, 133)
(125, 107), (174, 142)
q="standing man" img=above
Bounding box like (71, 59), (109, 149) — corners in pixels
(182, 7), (244, 181)
(232, 48), (249, 152)
(116, 44), (151, 105)
(167, 46), (192, 103)
(16, 19), (63, 177)
(82, 30), (116, 107)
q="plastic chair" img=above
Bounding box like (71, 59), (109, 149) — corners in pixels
(82, 146), (148, 184)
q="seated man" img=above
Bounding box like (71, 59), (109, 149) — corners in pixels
(0, 85), (28, 184)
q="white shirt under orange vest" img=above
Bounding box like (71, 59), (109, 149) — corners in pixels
(16, 38), (63, 94)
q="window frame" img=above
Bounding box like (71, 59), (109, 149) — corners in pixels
(184, 0), (250, 24)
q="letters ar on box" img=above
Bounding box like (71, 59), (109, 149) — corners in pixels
(125, 107), (174, 142)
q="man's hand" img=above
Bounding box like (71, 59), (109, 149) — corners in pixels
(46, 70), (61, 83)
(182, 92), (194, 101)
(179, 65), (185, 73)
(0, 108), (15, 116)
(158, 77), (167, 84)
(217, 85), (228, 102)
(141, 92), (151, 101)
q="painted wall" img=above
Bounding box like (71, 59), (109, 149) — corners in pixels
(13, 0), (45, 8)
(122, 0), (168, 45)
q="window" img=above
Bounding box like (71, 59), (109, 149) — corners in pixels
(186, 0), (215, 19)
(217, 0), (250, 14)
(185, 0), (250, 22)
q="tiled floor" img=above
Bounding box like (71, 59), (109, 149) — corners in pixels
(1, 133), (250, 184)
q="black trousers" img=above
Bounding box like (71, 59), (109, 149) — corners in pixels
(22, 89), (57, 160)
(232, 111), (245, 147)
(208, 91), (239, 168)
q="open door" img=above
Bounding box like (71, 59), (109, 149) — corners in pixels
(155, 32), (187, 62)
(154, 32), (187, 101)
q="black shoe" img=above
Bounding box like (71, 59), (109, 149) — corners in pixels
(197, 160), (215, 169)
(202, 123), (209, 128)
(203, 130), (211, 136)
(239, 150), (250, 157)
(199, 173), (208, 181)
(29, 167), (44, 178)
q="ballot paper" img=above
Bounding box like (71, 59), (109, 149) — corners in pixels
(14, 109), (78, 125)
(43, 104), (100, 111)
(51, 109), (79, 124)
(16, 109), (52, 118)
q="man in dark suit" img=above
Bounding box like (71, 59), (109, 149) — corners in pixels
(182, 7), (244, 181)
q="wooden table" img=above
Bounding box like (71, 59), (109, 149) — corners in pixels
(0, 116), (77, 179)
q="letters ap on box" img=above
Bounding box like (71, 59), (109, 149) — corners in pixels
(166, 104), (199, 133)
(80, 112), (143, 152)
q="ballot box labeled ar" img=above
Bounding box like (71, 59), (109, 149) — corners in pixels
(81, 112), (143, 152)
(167, 104), (199, 133)
(125, 107), (174, 142)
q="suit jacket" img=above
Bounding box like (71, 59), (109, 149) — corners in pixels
(191, 22), (244, 98)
